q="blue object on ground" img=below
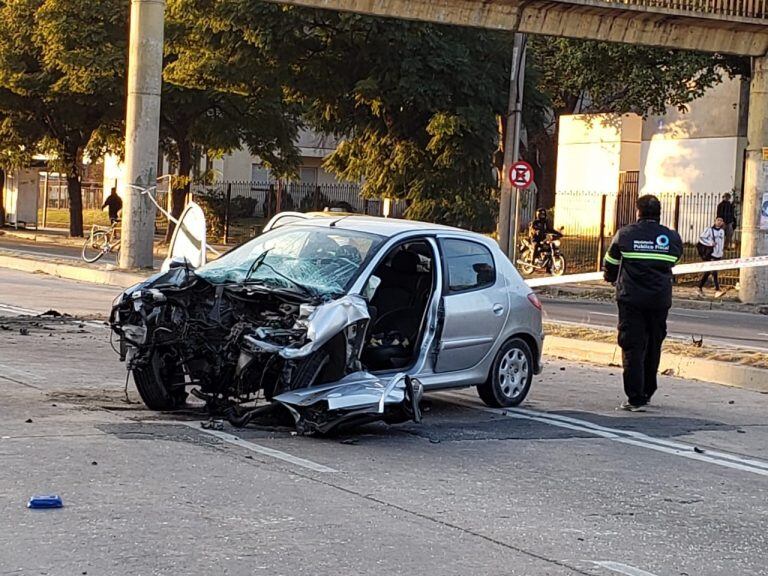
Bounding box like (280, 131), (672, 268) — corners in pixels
(27, 495), (63, 509)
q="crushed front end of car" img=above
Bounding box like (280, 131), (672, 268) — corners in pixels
(109, 225), (422, 434)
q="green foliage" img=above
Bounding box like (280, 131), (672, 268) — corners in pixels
(0, 0), (127, 235)
(528, 37), (743, 117)
(295, 15), (509, 232)
(164, 0), (303, 177)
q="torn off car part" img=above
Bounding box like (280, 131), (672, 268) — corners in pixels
(110, 213), (544, 434)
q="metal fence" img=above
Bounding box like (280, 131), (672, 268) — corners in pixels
(548, 190), (741, 285)
(190, 181), (408, 243)
(37, 175), (106, 229)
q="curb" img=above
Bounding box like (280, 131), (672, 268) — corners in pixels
(539, 284), (768, 315)
(544, 336), (768, 394)
(0, 253), (148, 288)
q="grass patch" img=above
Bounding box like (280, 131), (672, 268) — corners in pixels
(544, 322), (768, 370)
(39, 208), (111, 229)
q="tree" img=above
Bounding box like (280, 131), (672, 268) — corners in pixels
(174, 4), (511, 231)
(290, 13), (510, 232)
(0, 0), (126, 236)
(159, 0), (304, 240)
(524, 37), (747, 206)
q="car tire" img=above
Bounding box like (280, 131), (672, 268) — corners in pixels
(477, 338), (533, 408)
(132, 351), (187, 411)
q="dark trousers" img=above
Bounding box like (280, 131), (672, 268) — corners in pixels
(724, 223), (735, 248)
(698, 256), (721, 290)
(617, 302), (669, 406)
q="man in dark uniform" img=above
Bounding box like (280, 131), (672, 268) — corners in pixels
(603, 195), (683, 411)
(102, 187), (123, 224)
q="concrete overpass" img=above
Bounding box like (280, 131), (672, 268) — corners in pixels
(266, 0), (768, 56)
(120, 0), (768, 303)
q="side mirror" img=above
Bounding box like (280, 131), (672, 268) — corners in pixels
(161, 256), (193, 273)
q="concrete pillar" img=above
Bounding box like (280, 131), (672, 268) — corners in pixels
(120, 0), (166, 270)
(497, 33), (527, 259)
(740, 54), (768, 304)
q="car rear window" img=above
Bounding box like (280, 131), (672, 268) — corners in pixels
(442, 239), (496, 293)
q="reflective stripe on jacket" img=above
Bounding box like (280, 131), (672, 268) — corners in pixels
(603, 219), (684, 309)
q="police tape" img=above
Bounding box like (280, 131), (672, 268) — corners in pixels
(525, 254), (768, 288)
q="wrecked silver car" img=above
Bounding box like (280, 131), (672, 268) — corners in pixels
(110, 215), (544, 433)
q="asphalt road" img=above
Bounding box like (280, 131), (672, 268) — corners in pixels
(543, 298), (768, 351)
(1, 271), (767, 576)
(0, 268), (121, 318)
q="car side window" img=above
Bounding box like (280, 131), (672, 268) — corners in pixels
(442, 239), (496, 293)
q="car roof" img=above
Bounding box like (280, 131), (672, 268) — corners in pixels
(286, 214), (487, 240)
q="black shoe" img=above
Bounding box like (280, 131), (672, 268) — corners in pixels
(618, 401), (646, 412)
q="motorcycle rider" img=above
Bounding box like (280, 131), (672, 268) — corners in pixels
(528, 208), (559, 264)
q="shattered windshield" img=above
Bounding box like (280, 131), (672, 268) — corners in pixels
(197, 226), (385, 297)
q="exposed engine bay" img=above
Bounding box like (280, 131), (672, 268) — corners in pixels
(110, 266), (422, 434)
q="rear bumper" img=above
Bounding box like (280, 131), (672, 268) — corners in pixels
(535, 333), (545, 375)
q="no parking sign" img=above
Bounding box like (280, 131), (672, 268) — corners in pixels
(509, 160), (534, 189)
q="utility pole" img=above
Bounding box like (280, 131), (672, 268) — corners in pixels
(740, 54), (768, 304)
(120, 0), (166, 270)
(497, 33), (527, 261)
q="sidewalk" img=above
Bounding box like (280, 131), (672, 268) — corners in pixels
(537, 280), (768, 315)
(0, 248), (148, 288)
(0, 227), (171, 258)
(0, 225), (236, 288)
(0, 226), (229, 256)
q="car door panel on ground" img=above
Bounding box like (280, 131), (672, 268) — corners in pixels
(435, 237), (508, 373)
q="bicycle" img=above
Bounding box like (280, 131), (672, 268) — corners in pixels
(82, 221), (121, 263)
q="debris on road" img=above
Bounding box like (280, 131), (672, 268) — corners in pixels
(201, 419), (225, 431)
(27, 495), (63, 509)
(39, 309), (64, 318)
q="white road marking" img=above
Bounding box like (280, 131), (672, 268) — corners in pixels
(175, 421), (338, 473)
(669, 311), (710, 319)
(0, 303), (40, 315)
(759, 333), (768, 337)
(0, 362), (46, 382)
(440, 394), (768, 477)
(594, 561), (661, 576)
(590, 312), (616, 317)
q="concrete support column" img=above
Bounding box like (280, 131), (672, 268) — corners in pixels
(497, 33), (527, 259)
(120, 0), (166, 270)
(740, 54), (768, 304)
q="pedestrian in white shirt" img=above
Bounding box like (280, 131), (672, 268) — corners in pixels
(696, 217), (725, 298)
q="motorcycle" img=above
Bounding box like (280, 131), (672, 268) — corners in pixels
(517, 230), (566, 277)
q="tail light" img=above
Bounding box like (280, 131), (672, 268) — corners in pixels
(527, 293), (542, 311)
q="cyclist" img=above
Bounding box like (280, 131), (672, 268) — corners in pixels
(102, 187), (123, 224)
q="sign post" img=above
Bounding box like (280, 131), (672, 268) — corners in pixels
(497, 33), (527, 258)
(508, 160), (534, 266)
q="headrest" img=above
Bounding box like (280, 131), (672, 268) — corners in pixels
(390, 250), (419, 274)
